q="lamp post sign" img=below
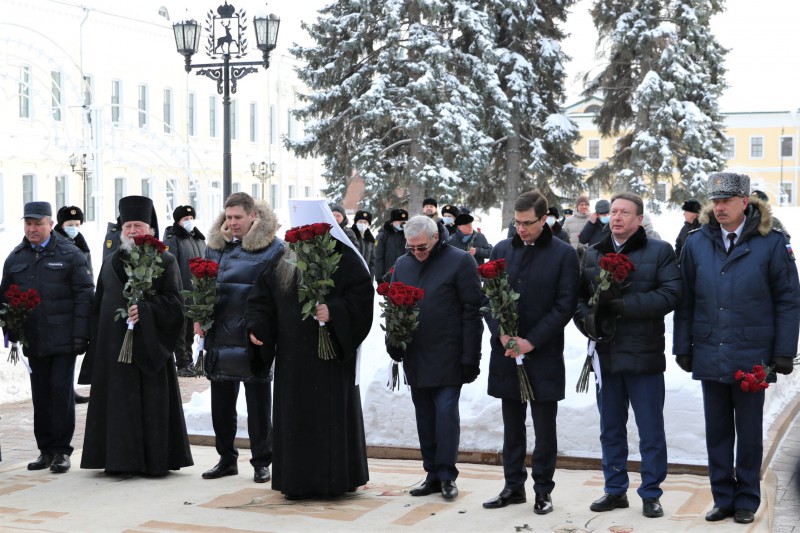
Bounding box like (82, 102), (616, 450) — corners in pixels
(173, 2), (280, 200)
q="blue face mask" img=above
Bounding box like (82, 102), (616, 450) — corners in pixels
(64, 226), (79, 239)
(182, 220), (195, 233)
(442, 216), (455, 226)
(393, 222), (405, 232)
(599, 215), (610, 224)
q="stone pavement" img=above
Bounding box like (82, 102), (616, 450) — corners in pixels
(0, 377), (797, 532)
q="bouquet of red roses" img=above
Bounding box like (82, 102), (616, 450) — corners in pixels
(115, 234), (167, 364)
(0, 284), (41, 364)
(180, 258), (219, 377)
(577, 253), (636, 393)
(735, 364), (773, 392)
(478, 259), (534, 403)
(284, 223), (342, 360)
(377, 281), (424, 390)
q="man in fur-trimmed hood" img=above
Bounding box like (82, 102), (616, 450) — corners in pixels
(198, 193), (283, 485)
(674, 172), (800, 525)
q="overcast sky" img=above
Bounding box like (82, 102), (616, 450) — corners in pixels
(156, 0), (799, 112)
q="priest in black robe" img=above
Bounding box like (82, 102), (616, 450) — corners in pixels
(246, 224), (373, 499)
(80, 196), (193, 476)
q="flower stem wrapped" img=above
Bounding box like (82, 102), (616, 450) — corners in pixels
(0, 284), (41, 364)
(377, 281), (424, 390)
(180, 258), (219, 377)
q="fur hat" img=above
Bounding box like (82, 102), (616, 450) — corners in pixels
(547, 206), (560, 219)
(576, 194), (590, 208)
(423, 197), (437, 208)
(707, 172), (750, 199)
(173, 205), (196, 222)
(454, 213), (474, 226)
(681, 199), (702, 214)
(390, 209), (408, 222)
(119, 195), (156, 229)
(594, 199), (610, 214)
(57, 205), (84, 225)
(354, 209), (372, 224)
(441, 204), (460, 218)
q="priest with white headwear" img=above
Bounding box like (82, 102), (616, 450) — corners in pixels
(245, 199), (374, 500)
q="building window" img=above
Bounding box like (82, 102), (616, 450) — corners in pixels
(232, 182), (241, 193)
(55, 175), (66, 209)
(189, 179), (198, 208)
(23, 174), (35, 204)
(141, 178), (151, 198)
(750, 136), (763, 159)
(588, 139), (600, 160)
(287, 109), (295, 140)
(138, 84), (148, 128)
(723, 137), (735, 159)
(780, 136), (794, 158)
(111, 80), (122, 123)
(655, 182), (667, 202)
(252, 183), (260, 198)
(188, 92), (196, 137)
(269, 104), (277, 144)
(304, 186), (312, 197)
(211, 181), (223, 216)
(780, 183), (793, 206)
(51, 71), (63, 121)
(19, 66), (31, 118)
(166, 179), (177, 213)
(288, 184), (296, 199)
(231, 99), (238, 140)
(163, 88), (173, 133)
(249, 102), (257, 142)
(209, 96), (217, 138)
(84, 75), (94, 107)
(115, 177), (125, 211)
(270, 183), (278, 207)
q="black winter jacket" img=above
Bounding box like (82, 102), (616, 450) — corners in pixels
(375, 221), (407, 282)
(352, 225), (376, 279)
(0, 234), (94, 357)
(447, 229), (493, 265)
(204, 204), (283, 383)
(164, 223), (207, 290)
(575, 227), (682, 375)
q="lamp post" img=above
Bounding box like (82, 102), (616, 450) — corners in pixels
(250, 160), (276, 200)
(69, 153), (91, 212)
(173, 2), (280, 200)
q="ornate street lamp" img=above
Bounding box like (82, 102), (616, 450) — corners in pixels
(173, 2), (280, 200)
(250, 160), (277, 200)
(69, 153), (92, 212)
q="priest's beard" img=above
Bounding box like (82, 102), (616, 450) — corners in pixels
(119, 228), (156, 252)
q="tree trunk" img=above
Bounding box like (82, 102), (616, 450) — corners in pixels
(407, 138), (424, 216)
(502, 132), (522, 229)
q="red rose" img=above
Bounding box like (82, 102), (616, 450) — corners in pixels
(752, 365), (766, 381)
(297, 226), (315, 241)
(477, 259), (505, 279)
(284, 229), (298, 243)
(311, 223), (331, 236)
(412, 287), (424, 301)
(206, 261), (219, 278)
(734, 370), (746, 380)
(6, 284), (20, 298)
(740, 380), (751, 392)
(377, 282), (391, 296)
(189, 260), (206, 278)
(403, 294), (415, 306)
(9, 295), (22, 308)
(389, 292), (405, 306)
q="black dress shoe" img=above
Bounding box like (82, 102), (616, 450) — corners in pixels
(254, 465), (271, 483)
(705, 507), (734, 521)
(176, 365), (195, 378)
(74, 391), (89, 404)
(50, 454), (71, 474)
(441, 480), (458, 500)
(27, 454), (53, 471)
(202, 461), (238, 479)
(483, 487), (527, 509)
(409, 479), (441, 496)
(642, 497), (663, 518)
(734, 509), (755, 524)
(590, 492), (629, 512)
(534, 493), (553, 515)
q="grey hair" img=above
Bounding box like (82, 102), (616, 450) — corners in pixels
(404, 215), (437, 240)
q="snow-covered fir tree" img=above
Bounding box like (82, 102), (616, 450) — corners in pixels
(290, 0), (581, 226)
(584, 0), (727, 211)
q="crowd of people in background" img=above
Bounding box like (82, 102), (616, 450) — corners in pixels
(0, 172), (797, 525)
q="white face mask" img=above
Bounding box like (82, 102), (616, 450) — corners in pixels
(356, 222), (369, 233)
(64, 226), (79, 239)
(442, 216), (455, 226)
(182, 220), (195, 233)
(546, 216), (556, 227)
(599, 215), (610, 224)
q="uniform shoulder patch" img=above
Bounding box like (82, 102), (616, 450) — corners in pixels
(786, 243), (795, 261)
(106, 239), (113, 249)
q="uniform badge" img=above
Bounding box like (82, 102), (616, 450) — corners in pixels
(786, 243), (795, 261)
(106, 239), (112, 249)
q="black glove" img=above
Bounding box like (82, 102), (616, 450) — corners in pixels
(675, 354), (692, 373)
(462, 364), (480, 384)
(583, 313), (616, 341)
(605, 299), (625, 318)
(773, 357), (794, 375)
(387, 345), (404, 363)
(73, 338), (88, 355)
(583, 313), (600, 341)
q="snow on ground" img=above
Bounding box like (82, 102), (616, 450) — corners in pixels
(2, 205), (799, 464)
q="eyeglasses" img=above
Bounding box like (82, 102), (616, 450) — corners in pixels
(405, 243), (432, 253)
(512, 217), (542, 228)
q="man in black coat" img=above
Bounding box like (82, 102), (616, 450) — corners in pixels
(200, 193), (283, 484)
(440, 204), (460, 235)
(545, 206), (571, 244)
(578, 199), (610, 247)
(351, 209), (376, 280)
(1, 201), (94, 474)
(447, 213), (492, 264)
(389, 216), (483, 501)
(575, 192), (681, 519)
(164, 205), (207, 376)
(674, 198), (701, 259)
(374, 208), (408, 282)
(482, 191), (579, 515)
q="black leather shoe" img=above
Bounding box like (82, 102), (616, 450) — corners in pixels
(734, 509), (754, 524)
(50, 454), (71, 473)
(202, 461), (238, 479)
(74, 391), (89, 404)
(176, 365), (195, 378)
(590, 493), (629, 512)
(254, 465), (271, 483)
(642, 497), (663, 518)
(483, 487), (527, 509)
(705, 507), (734, 521)
(27, 454), (53, 471)
(534, 493), (553, 515)
(441, 480), (458, 500)
(409, 479), (441, 496)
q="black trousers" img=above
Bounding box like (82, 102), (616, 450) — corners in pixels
(501, 398), (558, 494)
(29, 354), (77, 455)
(210, 379), (272, 467)
(173, 317), (194, 368)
